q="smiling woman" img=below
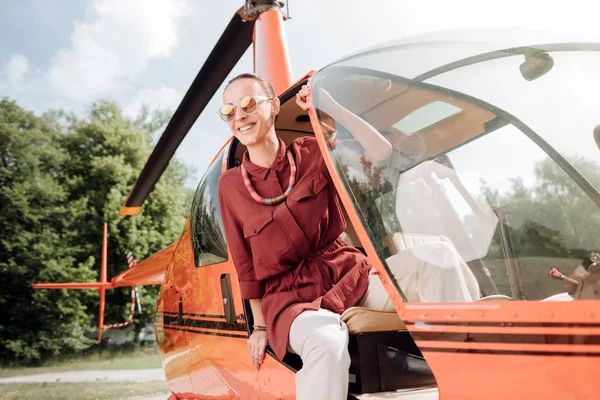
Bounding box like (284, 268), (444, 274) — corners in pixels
(214, 71), (463, 399)
(216, 73), (378, 400)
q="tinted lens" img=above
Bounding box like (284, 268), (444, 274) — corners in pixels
(219, 105), (235, 122)
(240, 96), (258, 114)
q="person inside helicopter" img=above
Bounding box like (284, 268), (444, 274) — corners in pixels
(216, 73), (477, 400)
(300, 84), (481, 304)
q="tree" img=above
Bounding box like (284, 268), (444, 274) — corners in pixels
(483, 157), (600, 258)
(336, 154), (395, 257)
(0, 98), (191, 364)
(0, 99), (96, 363)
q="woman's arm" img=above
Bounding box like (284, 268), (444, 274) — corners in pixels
(218, 177), (265, 299)
(248, 298), (268, 371)
(217, 177), (267, 370)
(249, 298), (265, 327)
(296, 84), (393, 162)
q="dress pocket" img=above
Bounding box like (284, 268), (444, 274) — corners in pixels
(289, 170), (327, 202)
(243, 211), (273, 238)
(242, 210), (290, 271)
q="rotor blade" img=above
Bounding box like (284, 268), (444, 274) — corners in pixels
(120, 9), (255, 215)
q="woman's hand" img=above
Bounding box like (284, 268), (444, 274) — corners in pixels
(248, 330), (268, 371)
(295, 84), (312, 111)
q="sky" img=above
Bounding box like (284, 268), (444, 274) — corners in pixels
(1, 0), (598, 187)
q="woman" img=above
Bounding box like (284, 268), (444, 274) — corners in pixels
(217, 73), (476, 399)
(217, 73), (395, 400)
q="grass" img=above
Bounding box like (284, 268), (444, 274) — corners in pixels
(0, 346), (163, 378)
(0, 381), (168, 400)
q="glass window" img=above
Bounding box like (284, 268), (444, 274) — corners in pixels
(190, 150), (228, 267)
(393, 101), (462, 134)
(312, 38), (600, 303)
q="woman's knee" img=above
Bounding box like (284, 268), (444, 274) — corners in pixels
(302, 324), (350, 366)
(425, 241), (464, 269)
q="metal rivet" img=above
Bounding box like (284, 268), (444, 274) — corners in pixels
(546, 312), (554, 318)
(479, 312), (485, 317)
(587, 311), (595, 318)
(511, 312), (518, 318)
(449, 312), (456, 318)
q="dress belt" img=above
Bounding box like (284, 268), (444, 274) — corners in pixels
(295, 238), (345, 285)
(305, 238), (344, 260)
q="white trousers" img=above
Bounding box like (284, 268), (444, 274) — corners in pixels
(288, 241), (478, 400)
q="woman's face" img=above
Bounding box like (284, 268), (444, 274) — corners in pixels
(222, 78), (279, 147)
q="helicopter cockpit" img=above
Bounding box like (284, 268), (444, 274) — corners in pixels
(310, 31), (600, 307)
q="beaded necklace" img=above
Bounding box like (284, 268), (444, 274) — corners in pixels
(241, 151), (297, 205)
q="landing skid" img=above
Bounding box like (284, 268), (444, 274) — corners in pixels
(353, 386), (438, 400)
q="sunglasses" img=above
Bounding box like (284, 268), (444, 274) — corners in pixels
(218, 95), (272, 122)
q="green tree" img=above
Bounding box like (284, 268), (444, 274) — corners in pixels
(0, 99), (96, 363)
(530, 158), (600, 251)
(484, 157), (600, 257)
(336, 155), (394, 257)
(59, 100), (190, 345)
(0, 98), (191, 364)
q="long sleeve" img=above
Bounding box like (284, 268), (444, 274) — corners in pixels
(218, 175), (265, 299)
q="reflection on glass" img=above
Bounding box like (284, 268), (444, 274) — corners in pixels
(190, 151), (228, 267)
(312, 40), (600, 303)
(393, 101), (462, 134)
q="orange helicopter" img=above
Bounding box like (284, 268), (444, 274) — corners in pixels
(34, 1), (600, 399)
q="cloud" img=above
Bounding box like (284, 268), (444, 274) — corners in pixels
(49, 0), (189, 103)
(123, 86), (182, 118)
(5, 54), (29, 84)
(1, 0), (190, 112)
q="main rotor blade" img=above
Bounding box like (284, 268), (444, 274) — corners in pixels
(120, 10), (255, 215)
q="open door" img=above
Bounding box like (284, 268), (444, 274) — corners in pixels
(309, 37), (600, 399)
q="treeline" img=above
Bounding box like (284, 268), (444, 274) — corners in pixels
(0, 98), (192, 365)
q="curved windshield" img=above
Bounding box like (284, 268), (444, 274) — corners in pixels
(312, 33), (600, 302)
(190, 150), (228, 267)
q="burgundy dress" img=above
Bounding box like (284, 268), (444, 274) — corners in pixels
(217, 136), (371, 360)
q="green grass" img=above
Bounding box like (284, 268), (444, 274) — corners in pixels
(0, 381), (168, 400)
(0, 347), (162, 378)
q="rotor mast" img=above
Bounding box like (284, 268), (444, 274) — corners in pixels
(241, 1), (293, 95)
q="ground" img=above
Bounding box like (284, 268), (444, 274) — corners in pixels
(0, 348), (169, 399)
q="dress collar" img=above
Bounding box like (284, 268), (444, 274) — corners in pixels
(242, 137), (287, 180)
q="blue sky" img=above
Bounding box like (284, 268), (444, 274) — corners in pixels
(1, 0), (598, 186)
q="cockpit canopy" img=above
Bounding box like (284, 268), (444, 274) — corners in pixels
(312, 29), (600, 301)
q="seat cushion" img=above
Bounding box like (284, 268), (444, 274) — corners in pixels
(341, 306), (406, 334)
(384, 232), (452, 255)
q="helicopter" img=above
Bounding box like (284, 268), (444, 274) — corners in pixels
(33, 1), (600, 399)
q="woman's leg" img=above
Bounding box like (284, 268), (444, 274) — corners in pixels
(288, 309), (350, 400)
(358, 267), (397, 311)
(359, 241), (479, 307)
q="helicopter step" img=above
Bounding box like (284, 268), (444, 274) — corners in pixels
(342, 307), (436, 395)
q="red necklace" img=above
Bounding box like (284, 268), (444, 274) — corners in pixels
(241, 151), (297, 205)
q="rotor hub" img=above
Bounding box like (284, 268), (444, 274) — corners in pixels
(239, 0), (291, 21)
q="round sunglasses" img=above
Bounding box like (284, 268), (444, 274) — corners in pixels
(218, 95), (272, 122)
